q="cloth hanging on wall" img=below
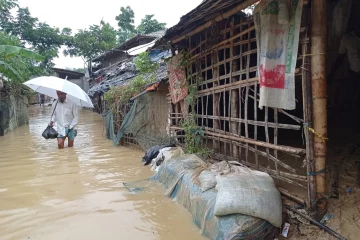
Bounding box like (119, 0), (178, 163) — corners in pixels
(254, 0), (303, 110)
(168, 53), (188, 104)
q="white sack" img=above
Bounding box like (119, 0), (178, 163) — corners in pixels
(198, 170), (217, 192)
(214, 172), (282, 228)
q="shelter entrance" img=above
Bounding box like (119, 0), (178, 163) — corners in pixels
(327, 0), (360, 201)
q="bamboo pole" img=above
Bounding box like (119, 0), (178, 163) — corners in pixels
(302, 30), (317, 213)
(205, 130), (306, 155)
(212, 50), (220, 153)
(244, 30), (251, 162)
(311, 0), (328, 217)
(278, 188), (306, 205)
(207, 135), (299, 173)
(230, 18), (239, 158)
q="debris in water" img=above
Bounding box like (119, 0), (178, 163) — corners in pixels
(282, 222), (290, 237)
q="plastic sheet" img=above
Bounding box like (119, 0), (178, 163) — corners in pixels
(151, 155), (279, 240)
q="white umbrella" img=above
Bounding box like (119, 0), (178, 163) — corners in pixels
(23, 76), (94, 108)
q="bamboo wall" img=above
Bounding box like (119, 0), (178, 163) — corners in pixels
(169, 5), (314, 207)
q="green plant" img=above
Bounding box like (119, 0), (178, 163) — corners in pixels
(0, 44), (44, 80)
(180, 114), (203, 153)
(104, 73), (150, 121)
(1, 80), (35, 100)
(174, 51), (212, 157)
(134, 52), (158, 74)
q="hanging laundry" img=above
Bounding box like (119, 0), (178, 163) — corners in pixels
(254, 0), (303, 110)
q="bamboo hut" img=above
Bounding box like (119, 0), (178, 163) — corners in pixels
(154, 0), (335, 217)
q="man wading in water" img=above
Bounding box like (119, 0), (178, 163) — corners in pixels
(50, 91), (79, 149)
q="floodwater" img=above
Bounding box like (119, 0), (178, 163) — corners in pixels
(0, 107), (204, 240)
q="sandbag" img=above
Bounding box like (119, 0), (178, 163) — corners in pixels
(151, 154), (279, 239)
(42, 125), (58, 139)
(214, 172), (282, 228)
(198, 170), (217, 192)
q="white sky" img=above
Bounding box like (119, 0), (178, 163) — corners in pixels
(17, 0), (203, 69)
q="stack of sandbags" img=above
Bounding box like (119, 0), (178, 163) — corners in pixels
(197, 161), (283, 228)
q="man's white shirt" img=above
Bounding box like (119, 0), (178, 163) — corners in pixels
(51, 99), (79, 136)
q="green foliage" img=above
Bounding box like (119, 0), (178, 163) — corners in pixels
(104, 75), (149, 118)
(116, 6), (136, 45)
(0, 0), (18, 30)
(0, 45), (44, 61)
(180, 114), (205, 154)
(134, 52), (158, 74)
(181, 84), (211, 156)
(170, 50), (212, 157)
(115, 6), (166, 45)
(64, 20), (117, 65)
(1, 80), (35, 99)
(136, 14), (166, 35)
(105, 53), (157, 106)
(0, 32), (44, 82)
(104, 52), (159, 119)
(0, 1), (73, 73)
(184, 85), (198, 109)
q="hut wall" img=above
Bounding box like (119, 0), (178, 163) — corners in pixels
(169, 4), (313, 206)
(122, 83), (170, 149)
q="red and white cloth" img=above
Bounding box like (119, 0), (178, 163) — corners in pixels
(254, 0), (303, 110)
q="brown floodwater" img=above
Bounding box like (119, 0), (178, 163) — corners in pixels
(0, 107), (204, 240)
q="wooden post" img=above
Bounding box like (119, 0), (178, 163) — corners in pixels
(311, 0), (328, 217)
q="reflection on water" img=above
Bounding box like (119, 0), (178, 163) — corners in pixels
(0, 107), (204, 240)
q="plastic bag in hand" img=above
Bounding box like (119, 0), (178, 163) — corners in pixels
(42, 125), (58, 139)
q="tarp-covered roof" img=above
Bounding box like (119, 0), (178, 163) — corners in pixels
(87, 50), (171, 97)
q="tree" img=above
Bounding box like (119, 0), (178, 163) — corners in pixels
(0, 3), (74, 71)
(115, 7), (166, 44)
(0, 32), (44, 82)
(0, 0), (18, 31)
(115, 6), (136, 44)
(64, 20), (117, 67)
(137, 15), (166, 35)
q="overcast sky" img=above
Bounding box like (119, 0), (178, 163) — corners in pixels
(17, 0), (202, 69)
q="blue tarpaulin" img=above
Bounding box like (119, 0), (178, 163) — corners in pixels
(151, 155), (279, 240)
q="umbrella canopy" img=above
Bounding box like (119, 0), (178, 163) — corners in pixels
(23, 76), (94, 108)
